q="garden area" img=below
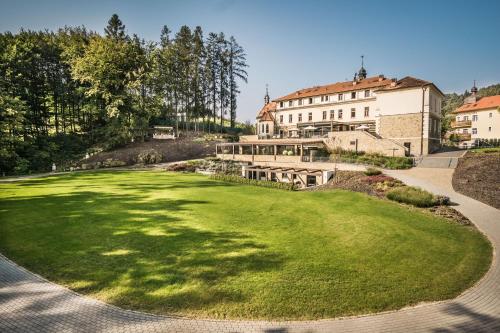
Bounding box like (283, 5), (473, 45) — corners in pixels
(0, 171), (491, 320)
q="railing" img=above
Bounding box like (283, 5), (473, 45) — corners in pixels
(451, 120), (472, 128)
(457, 133), (471, 141)
(301, 156), (331, 162)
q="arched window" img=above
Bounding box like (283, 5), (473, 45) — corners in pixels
(266, 124), (269, 133)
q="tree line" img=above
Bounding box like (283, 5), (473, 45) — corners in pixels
(0, 14), (248, 175)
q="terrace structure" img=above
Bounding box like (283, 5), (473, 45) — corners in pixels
(449, 82), (500, 148)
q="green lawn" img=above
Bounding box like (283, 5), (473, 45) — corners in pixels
(0, 171), (492, 319)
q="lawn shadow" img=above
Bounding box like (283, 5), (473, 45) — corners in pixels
(0, 185), (284, 315)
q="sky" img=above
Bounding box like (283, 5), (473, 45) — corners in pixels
(1, 0), (499, 122)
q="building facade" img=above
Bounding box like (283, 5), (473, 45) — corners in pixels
(450, 84), (500, 148)
(256, 64), (444, 156)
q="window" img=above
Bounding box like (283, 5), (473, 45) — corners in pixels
(261, 124), (264, 133)
(351, 108), (356, 118)
(463, 128), (468, 134)
(463, 116), (469, 121)
(330, 110), (334, 119)
(364, 90), (370, 97)
(456, 116), (460, 121)
(309, 97), (313, 104)
(351, 91), (356, 99)
(265, 124), (269, 133)
(322, 111), (327, 120)
(298, 113), (302, 122)
(289, 114), (293, 123)
(279, 115), (283, 123)
(472, 115), (478, 121)
(338, 93), (343, 101)
(298, 99), (303, 106)
(321, 95), (324, 102)
(472, 128), (477, 134)
(308, 112), (312, 121)
(324, 95), (329, 102)
(280, 101), (284, 108)
(490, 113), (493, 118)
(288, 100), (293, 107)
(338, 109), (343, 119)
(489, 127), (492, 132)
(364, 107), (369, 117)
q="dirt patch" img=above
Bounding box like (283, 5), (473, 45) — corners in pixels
(82, 137), (216, 167)
(453, 152), (500, 209)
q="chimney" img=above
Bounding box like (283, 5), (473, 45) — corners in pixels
(390, 78), (397, 87)
(378, 74), (385, 81)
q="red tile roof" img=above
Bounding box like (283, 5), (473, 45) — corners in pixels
(271, 75), (442, 103)
(273, 76), (393, 102)
(256, 101), (276, 121)
(453, 95), (500, 113)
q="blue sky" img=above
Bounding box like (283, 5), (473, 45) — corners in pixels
(1, 0), (499, 122)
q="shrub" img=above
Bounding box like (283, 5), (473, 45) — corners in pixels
(210, 174), (295, 191)
(363, 174), (395, 184)
(332, 149), (413, 170)
(137, 149), (163, 164)
(386, 186), (439, 207)
(364, 167), (382, 176)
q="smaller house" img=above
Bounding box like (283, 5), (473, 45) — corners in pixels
(450, 83), (500, 148)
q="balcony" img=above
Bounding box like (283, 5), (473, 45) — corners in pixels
(457, 133), (471, 141)
(451, 120), (472, 128)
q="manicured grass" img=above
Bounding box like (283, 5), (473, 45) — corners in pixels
(0, 171), (492, 319)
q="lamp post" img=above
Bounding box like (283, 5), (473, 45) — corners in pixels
(420, 85), (428, 156)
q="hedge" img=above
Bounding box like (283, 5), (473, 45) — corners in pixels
(210, 174), (295, 191)
(386, 186), (438, 207)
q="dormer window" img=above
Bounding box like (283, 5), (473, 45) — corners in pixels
(351, 92), (356, 99)
(338, 93), (343, 101)
(298, 99), (303, 106)
(364, 90), (370, 97)
(308, 97), (313, 104)
(288, 100), (293, 107)
(280, 101), (284, 108)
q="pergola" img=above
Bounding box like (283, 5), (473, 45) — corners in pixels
(216, 139), (325, 162)
(243, 165), (327, 187)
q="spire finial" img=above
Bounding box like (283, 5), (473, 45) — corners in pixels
(471, 80), (478, 95)
(358, 55), (367, 80)
(264, 84), (270, 105)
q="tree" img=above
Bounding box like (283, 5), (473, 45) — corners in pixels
(104, 14), (126, 40)
(227, 36), (248, 128)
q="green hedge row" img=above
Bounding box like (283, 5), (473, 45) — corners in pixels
(386, 186), (438, 207)
(331, 151), (414, 169)
(210, 174), (295, 191)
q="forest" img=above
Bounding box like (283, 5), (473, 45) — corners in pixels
(0, 14), (249, 175)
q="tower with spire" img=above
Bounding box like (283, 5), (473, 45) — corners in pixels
(264, 84), (270, 105)
(465, 80), (479, 104)
(357, 55), (367, 80)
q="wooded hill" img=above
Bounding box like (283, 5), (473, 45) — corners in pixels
(0, 14), (249, 175)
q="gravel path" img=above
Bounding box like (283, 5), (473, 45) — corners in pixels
(1, 168), (499, 332)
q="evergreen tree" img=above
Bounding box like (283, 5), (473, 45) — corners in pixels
(104, 14), (126, 40)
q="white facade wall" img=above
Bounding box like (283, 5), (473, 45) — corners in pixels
(454, 108), (500, 143)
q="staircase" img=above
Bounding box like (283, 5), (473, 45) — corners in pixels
(415, 156), (459, 169)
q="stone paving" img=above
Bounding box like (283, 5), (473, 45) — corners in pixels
(1, 168), (499, 332)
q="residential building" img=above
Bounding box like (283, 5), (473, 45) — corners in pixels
(255, 62), (444, 156)
(450, 83), (500, 148)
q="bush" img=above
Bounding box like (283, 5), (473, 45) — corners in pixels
(136, 149), (163, 164)
(332, 149), (413, 169)
(210, 174), (295, 191)
(363, 174), (395, 184)
(386, 186), (439, 207)
(364, 167), (382, 176)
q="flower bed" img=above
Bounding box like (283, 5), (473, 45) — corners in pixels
(210, 174), (295, 190)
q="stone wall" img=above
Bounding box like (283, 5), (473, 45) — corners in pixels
(325, 131), (407, 157)
(379, 113), (422, 138)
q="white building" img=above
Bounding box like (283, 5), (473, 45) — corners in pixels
(450, 83), (500, 148)
(256, 63), (444, 156)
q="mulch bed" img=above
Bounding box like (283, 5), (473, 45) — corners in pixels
(452, 152), (500, 209)
(310, 170), (472, 226)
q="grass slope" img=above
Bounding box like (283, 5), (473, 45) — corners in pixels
(0, 171), (492, 319)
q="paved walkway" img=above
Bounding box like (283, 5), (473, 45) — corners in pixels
(1, 168), (499, 332)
